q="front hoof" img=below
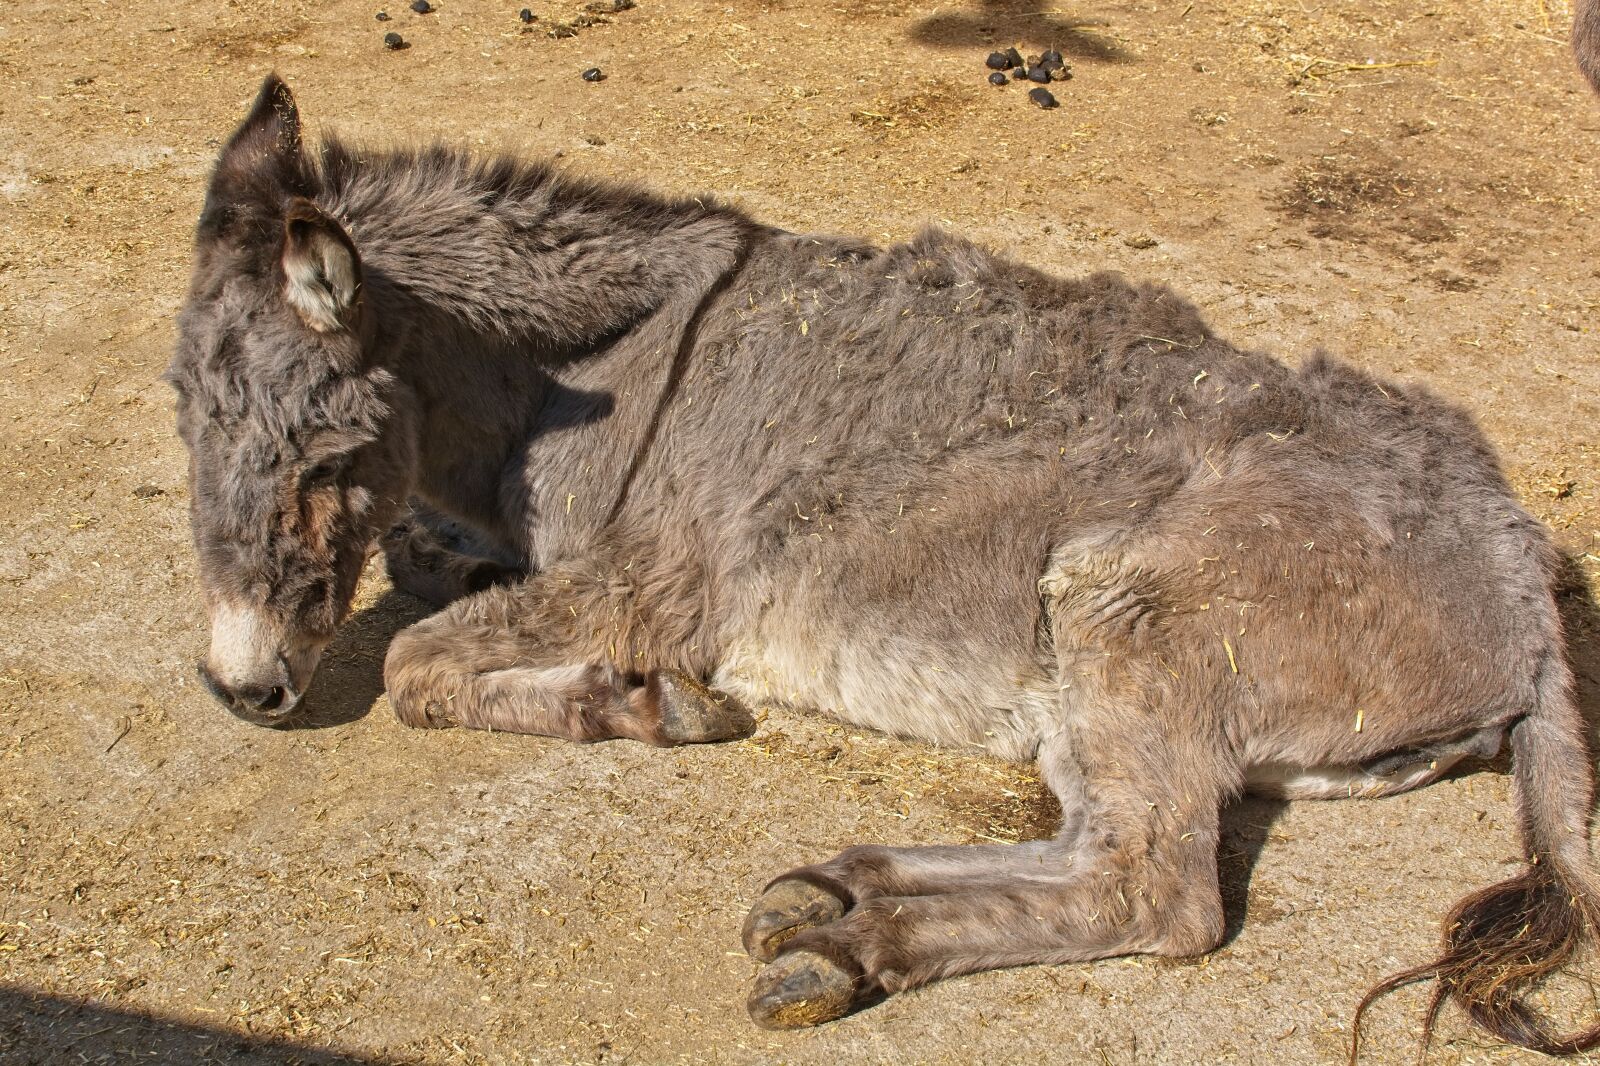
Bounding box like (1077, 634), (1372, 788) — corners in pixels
(389, 693), (457, 729)
(747, 950), (857, 1030)
(742, 878), (846, 962)
(463, 559), (521, 594)
(653, 671), (755, 744)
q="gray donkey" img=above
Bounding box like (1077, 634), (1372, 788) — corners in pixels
(169, 76), (1600, 1054)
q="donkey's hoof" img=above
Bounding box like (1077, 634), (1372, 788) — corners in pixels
(747, 950), (856, 1030)
(463, 559), (520, 594)
(742, 878), (846, 962)
(390, 695), (457, 730)
(654, 671), (755, 744)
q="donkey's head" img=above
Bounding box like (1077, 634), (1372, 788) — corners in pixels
(168, 77), (417, 725)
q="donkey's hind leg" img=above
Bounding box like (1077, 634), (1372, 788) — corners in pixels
(383, 572), (753, 746)
(743, 773), (1105, 963)
(742, 719), (1236, 1028)
(741, 550), (1248, 1028)
(742, 838), (1077, 963)
(381, 502), (524, 608)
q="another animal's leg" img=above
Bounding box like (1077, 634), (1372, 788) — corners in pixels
(1245, 725), (1506, 800)
(383, 572), (753, 745)
(381, 502), (523, 607)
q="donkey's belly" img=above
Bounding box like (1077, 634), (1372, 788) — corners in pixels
(712, 628), (1058, 762)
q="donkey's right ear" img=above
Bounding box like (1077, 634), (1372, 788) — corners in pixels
(207, 75), (310, 210)
(282, 199), (362, 334)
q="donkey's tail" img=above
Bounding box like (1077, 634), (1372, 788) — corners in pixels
(1351, 653), (1600, 1060)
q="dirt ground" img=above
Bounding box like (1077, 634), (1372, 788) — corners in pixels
(1, 0), (1598, 1062)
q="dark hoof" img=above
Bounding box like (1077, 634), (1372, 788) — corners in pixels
(463, 560), (521, 594)
(1361, 747), (1425, 779)
(742, 878), (846, 962)
(390, 694), (457, 730)
(654, 671), (755, 744)
(747, 950), (856, 1030)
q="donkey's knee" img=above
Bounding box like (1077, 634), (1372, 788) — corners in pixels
(382, 616), (470, 728)
(1147, 884), (1226, 957)
(384, 620), (620, 737)
(382, 595), (527, 729)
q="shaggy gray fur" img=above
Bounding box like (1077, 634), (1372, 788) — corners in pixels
(1579, 0), (1600, 95)
(169, 77), (1600, 1054)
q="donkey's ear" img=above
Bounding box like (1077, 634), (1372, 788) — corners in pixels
(208, 76), (309, 209)
(282, 199), (361, 333)
(234, 75), (301, 158)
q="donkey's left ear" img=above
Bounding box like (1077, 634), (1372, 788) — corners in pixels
(282, 198), (361, 333)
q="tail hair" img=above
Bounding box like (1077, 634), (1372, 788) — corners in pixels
(1352, 655), (1600, 1060)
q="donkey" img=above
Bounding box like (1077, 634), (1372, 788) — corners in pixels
(169, 76), (1600, 1054)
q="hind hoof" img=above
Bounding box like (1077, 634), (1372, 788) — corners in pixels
(652, 671), (755, 744)
(742, 878), (847, 962)
(747, 950), (856, 1030)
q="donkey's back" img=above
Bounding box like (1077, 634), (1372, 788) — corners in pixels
(635, 229), (1554, 776)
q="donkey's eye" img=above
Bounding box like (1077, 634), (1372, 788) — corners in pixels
(302, 458), (346, 487)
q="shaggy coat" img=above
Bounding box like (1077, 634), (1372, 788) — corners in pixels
(168, 78), (1600, 1055)
(1579, 0), (1600, 95)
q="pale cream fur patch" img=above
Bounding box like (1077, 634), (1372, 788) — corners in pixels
(283, 228), (357, 333)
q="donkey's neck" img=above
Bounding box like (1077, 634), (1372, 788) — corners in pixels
(319, 140), (749, 348)
(316, 142), (751, 552)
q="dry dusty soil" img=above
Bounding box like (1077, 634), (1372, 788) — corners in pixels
(2, 0), (1599, 1062)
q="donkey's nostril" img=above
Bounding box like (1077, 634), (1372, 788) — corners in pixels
(243, 685), (287, 712)
(200, 664), (298, 723)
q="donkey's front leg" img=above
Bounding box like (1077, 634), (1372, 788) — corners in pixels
(381, 503), (524, 608)
(382, 577), (754, 745)
(741, 730), (1232, 1028)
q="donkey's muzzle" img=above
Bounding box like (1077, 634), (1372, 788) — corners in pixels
(197, 662), (302, 727)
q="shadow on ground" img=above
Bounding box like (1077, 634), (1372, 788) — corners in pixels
(906, 0), (1135, 62)
(285, 588), (434, 731)
(0, 986), (392, 1066)
(1556, 550), (1600, 751)
(1217, 795), (1289, 944)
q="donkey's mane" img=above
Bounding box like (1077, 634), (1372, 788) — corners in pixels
(308, 136), (754, 346)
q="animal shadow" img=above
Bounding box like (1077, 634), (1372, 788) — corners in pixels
(0, 984), (394, 1065)
(285, 587), (434, 730)
(1217, 795), (1289, 944)
(906, 0), (1134, 63)
(1554, 549), (1600, 751)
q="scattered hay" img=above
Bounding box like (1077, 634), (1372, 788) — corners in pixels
(1276, 162), (1413, 218)
(850, 84), (968, 137)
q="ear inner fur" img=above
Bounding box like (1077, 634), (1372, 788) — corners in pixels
(281, 198), (361, 332)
